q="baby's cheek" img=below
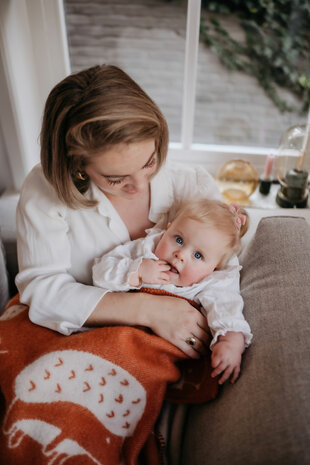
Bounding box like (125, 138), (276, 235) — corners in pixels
(154, 241), (169, 261)
(180, 264), (214, 286)
(179, 265), (200, 286)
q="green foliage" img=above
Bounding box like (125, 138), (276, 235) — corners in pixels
(200, 0), (310, 113)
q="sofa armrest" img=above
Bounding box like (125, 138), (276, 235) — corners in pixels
(182, 216), (310, 465)
(0, 236), (9, 312)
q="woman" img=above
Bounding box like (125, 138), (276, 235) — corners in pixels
(16, 64), (228, 357)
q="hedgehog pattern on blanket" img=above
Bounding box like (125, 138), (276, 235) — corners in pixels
(0, 294), (218, 465)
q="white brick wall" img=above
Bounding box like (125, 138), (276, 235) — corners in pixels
(64, 0), (305, 148)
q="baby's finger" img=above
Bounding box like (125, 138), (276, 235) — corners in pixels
(211, 354), (222, 368)
(230, 366), (240, 384)
(160, 270), (171, 278)
(159, 264), (172, 271)
(157, 276), (170, 284)
(211, 361), (226, 378)
(218, 366), (233, 385)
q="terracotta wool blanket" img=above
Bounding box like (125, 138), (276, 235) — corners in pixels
(0, 292), (218, 465)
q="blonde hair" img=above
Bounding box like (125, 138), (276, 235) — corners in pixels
(174, 198), (249, 268)
(40, 65), (169, 208)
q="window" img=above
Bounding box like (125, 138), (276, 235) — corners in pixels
(194, 1), (307, 150)
(1, 0), (309, 190)
(65, 0), (187, 142)
(65, 0), (310, 175)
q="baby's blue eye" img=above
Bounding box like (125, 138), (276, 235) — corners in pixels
(175, 236), (183, 245)
(194, 251), (202, 260)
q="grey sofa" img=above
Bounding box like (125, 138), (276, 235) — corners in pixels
(0, 194), (310, 465)
(182, 215), (310, 465)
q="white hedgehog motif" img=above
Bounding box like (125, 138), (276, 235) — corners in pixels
(14, 350), (146, 437)
(0, 304), (27, 321)
(7, 419), (102, 465)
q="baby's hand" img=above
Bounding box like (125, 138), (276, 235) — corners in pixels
(211, 332), (245, 385)
(139, 259), (171, 285)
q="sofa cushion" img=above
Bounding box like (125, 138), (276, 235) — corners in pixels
(182, 216), (310, 465)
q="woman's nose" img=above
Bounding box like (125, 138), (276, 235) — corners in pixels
(127, 172), (148, 192)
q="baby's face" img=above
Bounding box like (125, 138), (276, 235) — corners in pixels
(154, 215), (229, 287)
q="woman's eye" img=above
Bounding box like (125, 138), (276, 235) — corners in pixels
(107, 179), (123, 185)
(175, 236), (183, 245)
(143, 156), (156, 169)
(194, 251), (202, 260)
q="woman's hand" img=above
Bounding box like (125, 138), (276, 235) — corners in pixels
(143, 295), (210, 358)
(211, 332), (245, 384)
(87, 292), (210, 358)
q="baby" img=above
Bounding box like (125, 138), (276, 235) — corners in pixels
(93, 198), (253, 384)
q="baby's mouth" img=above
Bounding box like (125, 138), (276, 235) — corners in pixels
(168, 263), (179, 274)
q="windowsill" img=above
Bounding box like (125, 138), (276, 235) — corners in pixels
(168, 143), (275, 177)
(245, 183), (309, 210)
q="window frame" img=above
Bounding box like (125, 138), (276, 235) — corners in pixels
(169, 0), (280, 175)
(0, 0), (308, 188)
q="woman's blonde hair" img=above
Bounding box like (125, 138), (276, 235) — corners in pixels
(40, 65), (169, 208)
(174, 198), (249, 268)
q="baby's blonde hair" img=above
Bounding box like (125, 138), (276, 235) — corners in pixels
(174, 198), (249, 268)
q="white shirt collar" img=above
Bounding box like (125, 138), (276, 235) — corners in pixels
(88, 182), (130, 242)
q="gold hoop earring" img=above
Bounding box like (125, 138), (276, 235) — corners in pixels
(76, 171), (87, 181)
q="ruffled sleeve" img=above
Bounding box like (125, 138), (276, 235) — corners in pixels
(196, 257), (253, 349)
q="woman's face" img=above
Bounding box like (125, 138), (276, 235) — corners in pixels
(85, 139), (157, 199)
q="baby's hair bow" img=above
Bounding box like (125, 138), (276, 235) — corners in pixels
(228, 203), (247, 231)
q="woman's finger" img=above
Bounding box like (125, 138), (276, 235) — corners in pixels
(185, 334), (207, 356)
(196, 315), (210, 333)
(194, 324), (211, 346)
(181, 341), (201, 359)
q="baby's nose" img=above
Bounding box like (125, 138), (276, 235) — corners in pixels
(174, 249), (185, 261)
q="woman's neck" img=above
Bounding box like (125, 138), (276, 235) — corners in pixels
(105, 188), (154, 240)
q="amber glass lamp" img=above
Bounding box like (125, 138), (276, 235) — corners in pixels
(275, 123), (310, 208)
(216, 159), (259, 205)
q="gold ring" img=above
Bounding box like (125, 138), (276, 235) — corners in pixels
(185, 336), (196, 346)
